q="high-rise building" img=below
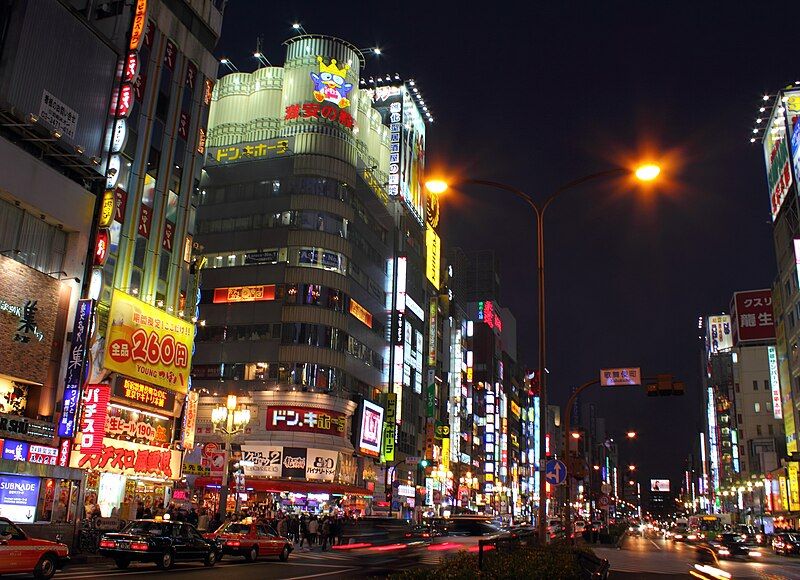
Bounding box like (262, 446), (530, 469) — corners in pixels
(755, 88), (800, 525)
(188, 34), (437, 516)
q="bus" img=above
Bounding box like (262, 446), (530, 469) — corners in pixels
(688, 514), (731, 540)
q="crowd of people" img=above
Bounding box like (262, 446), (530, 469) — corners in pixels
(222, 511), (359, 551)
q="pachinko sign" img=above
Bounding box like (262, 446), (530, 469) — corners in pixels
(70, 437), (181, 479)
(79, 384), (110, 456)
(104, 290), (193, 393)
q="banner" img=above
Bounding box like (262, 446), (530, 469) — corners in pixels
(79, 384), (110, 456)
(112, 375), (176, 414)
(70, 437), (181, 479)
(105, 405), (172, 447)
(789, 462), (800, 512)
(104, 290), (194, 393)
(281, 447), (307, 479)
(306, 448), (338, 482)
(59, 299), (94, 437)
(382, 393), (397, 462)
(241, 445), (283, 477)
(181, 391), (199, 449)
(0, 475), (40, 522)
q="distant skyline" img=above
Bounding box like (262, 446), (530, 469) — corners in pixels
(216, 1), (785, 486)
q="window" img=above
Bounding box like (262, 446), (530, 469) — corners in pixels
(737, 413), (743, 424)
(754, 402), (761, 413)
(756, 424), (762, 436)
(735, 383), (740, 393)
(753, 380), (758, 391)
(764, 380), (770, 391)
(768, 424), (774, 435)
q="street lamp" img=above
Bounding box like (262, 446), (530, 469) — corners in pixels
(210, 395), (251, 522)
(425, 163), (661, 540)
(626, 431), (637, 439)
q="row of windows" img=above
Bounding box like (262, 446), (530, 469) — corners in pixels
(199, 176), (388, 243)
(281, 323), (384, 369)
(196, 323), (282, 342)
(199, 283), (385, 336)
(199, 177), (350, 206)
(192, 361), (347, 391)
(197, 209), (348, 238)
(204, 246), (347, 276)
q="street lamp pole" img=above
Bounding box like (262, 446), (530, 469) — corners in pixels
(211, 395), (251, 523)
(386, 458), (405, 518)
(457, 169), (627, 541)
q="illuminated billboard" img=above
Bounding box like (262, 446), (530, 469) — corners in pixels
(369, 84), (426, 224)
(104, 290), (194, 393)
(425, 224), (441, 289)
(356, 400), (384, 457)
(764, 93), (793, 221)
(706, 315), (732, 355)
(730, 289), (775, 344)
(650, 479), (670, 492)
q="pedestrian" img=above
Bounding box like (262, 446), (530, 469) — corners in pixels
(290, 515), (300, 543)
(198, 509), (209, 531)
(187, 508), (198, 526)
(321, 517), (331, 550)
(277, 515), (288, 538)
(308, 516), (319, 547)
(300, 516), (310, 550)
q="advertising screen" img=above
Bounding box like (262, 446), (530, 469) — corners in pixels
(358, 400), (385, 457)
(650, 479), (670, 492)
(104, 290), (194, 393)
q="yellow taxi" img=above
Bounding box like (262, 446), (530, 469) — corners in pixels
(0, 517), (70, 579)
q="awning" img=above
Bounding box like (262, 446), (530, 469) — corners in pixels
(193, 476), (372, 497)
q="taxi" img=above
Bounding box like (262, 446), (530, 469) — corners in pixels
(0, 517), (70, 579)
(205, 520), (292, 562)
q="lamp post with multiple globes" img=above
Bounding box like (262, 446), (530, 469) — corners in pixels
(210, 394), (251, 522)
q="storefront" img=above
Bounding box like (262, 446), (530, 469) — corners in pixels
(69, 436), (182, 519)
(190, 392), (372, 515)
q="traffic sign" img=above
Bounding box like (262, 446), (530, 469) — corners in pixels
(545, 459), (567, 485)
(599, 495), (610, 508)
(600, 367), (641, 387)
(405, 456), (421, 466)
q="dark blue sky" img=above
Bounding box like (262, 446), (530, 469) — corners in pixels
(216, 1), (783, 487)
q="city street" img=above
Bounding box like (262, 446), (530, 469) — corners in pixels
(594, 535), (800, 579)
(41, 546), (442, 580)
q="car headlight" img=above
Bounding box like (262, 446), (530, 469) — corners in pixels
(718, 548), (730, 555)
(687, 534), (697, 540)
(748, 550), (762, 557)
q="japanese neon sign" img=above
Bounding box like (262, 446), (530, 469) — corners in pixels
(266, 406), (346, 437)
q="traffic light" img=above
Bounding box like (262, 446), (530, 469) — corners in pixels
(647, 374), (685, 396)
(419, 459), (429, 468)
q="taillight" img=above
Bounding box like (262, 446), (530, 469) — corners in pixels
(130, 542), (149, 551)
(225, 540), (241, 547)
(99, 540), (116, 549)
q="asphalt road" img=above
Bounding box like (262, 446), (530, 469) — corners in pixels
(593, 533), (800, 579)
(25, 545), (440, 580)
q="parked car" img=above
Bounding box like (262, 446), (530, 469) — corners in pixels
(98, 519), (217, 569)
(204, 521), (292, 562)
(0, 517), (70, 579)
(772, 532), (800, 555)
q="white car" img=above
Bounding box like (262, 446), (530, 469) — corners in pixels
(574, 521), (587, 534)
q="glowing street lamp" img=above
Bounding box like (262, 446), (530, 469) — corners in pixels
(211, 394), (251, 520)
(424, 162), (662, 540)
(626, 431), (637, 439)
(634, 164), (661, 181)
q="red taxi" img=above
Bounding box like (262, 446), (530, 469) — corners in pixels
(205, 521), (292, 562)
(0, 517), (70, 579)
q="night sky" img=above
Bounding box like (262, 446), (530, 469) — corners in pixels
(216, 2), (788, 489)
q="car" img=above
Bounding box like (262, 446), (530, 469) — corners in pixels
(772, 532), (800, 555)
(574, 521), (587, 534)
(204, 521), (292, 562)
(98, 519), (217, 570)
(734, 524), (767, 546)
(709, 533), (763, 560)
(0, 517), (70, 579)
(332, 517), (432, 575)
(670, 526), (689, 541)
(429, 517), (510, 549)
